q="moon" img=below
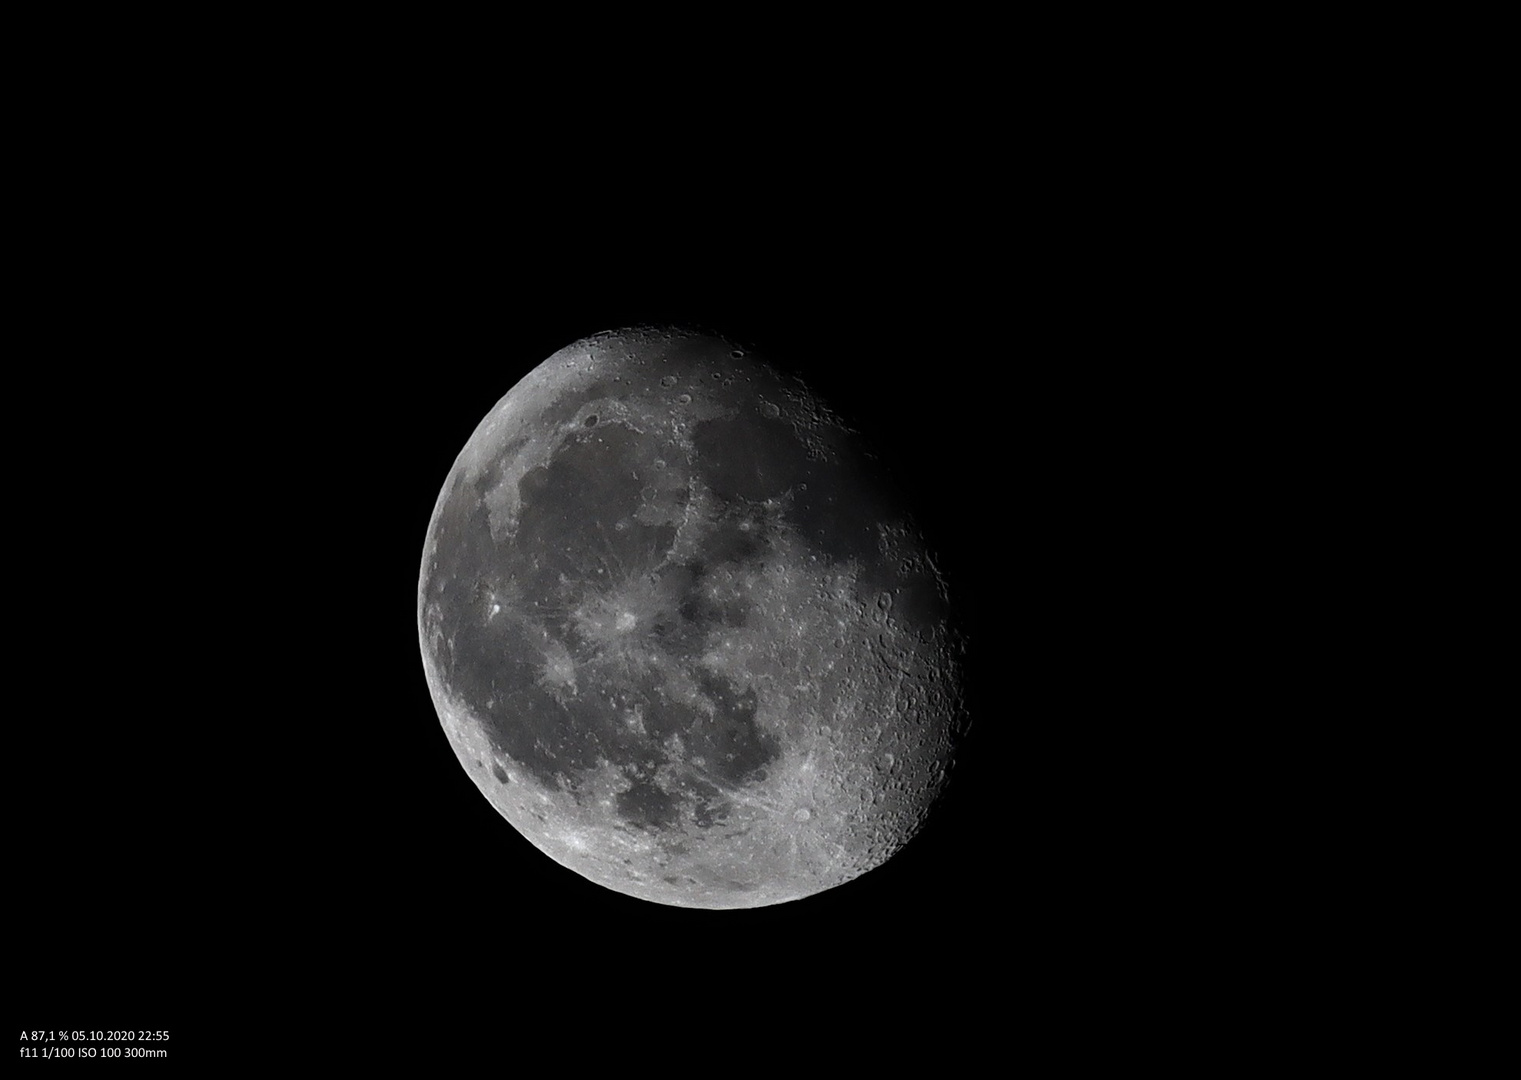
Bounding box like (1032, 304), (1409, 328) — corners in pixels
(417, 327), (968, 908)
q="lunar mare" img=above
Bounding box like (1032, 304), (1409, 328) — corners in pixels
(418, 327), (967, 908)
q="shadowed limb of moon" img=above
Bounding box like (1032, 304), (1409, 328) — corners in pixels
(418, 327), (967, 909)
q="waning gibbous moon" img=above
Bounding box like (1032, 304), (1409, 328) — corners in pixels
(417, 327), (968, 908)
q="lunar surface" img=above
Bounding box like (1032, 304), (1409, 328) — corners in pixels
(417, 327), (967, 908)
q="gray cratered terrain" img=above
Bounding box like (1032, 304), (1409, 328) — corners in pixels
(418, 327), (967, 908)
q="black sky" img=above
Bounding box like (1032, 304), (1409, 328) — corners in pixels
(16, 208), (1016, 1055)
